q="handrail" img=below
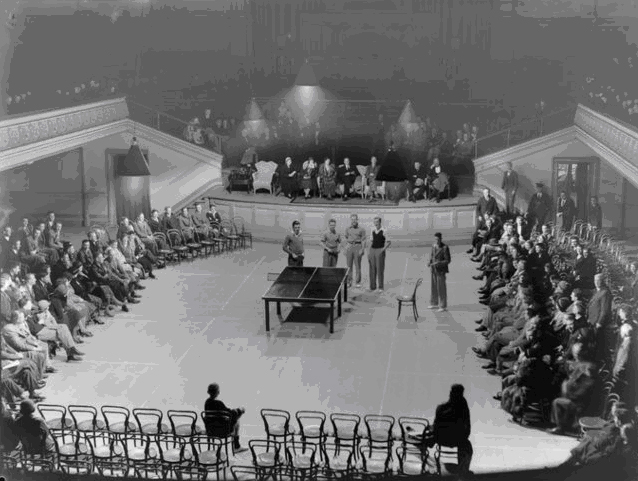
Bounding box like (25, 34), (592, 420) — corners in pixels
(473, 104), (578, 159)
(126, 99), (224, 155)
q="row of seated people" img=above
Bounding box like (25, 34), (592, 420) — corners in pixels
(271, 155), (451, 203)
(465, 209), (637, 443)
(0, 211), (166, 408)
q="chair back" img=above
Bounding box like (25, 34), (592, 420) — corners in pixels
(189, 433), (225, 466)
(248, 439), (282, 468)
(363, 414), (395, 444)
(410, 278), (423, 301)
(167, 410), (200, 438)
(398, 417), (432, 448)
(68, 405), (104, 433)
(232, 216), (246, 234)
(254, 161), (278, 181)
(260, 409), (291, 437)
(201, 410), (233, 439)
(101, 405), (136, 435)
(132, 408), (168, 437)
(329, 413), (361, 441)
(167, 229), (185, 247)
(396, 445), (428, 475)
(220, 219), (238, 237)
(295, 410), (326, 440)
(36, 404), (73, 435)
(322, 443), (355, 474)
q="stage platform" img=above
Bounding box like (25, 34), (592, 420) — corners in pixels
(201, 186), (477, 247)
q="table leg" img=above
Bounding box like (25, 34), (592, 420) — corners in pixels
(276, 302), (281, 315)
(330, 302), (334, 334)
(338, 291), (342, 317)
(265, 300), (270, 332)
(344, 281), (348, 303)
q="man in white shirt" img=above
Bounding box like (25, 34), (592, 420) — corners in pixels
(368, 217), (391, 292)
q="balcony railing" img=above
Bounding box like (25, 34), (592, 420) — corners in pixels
(473, 104), (578, 159)
(127, 99), (223, 155)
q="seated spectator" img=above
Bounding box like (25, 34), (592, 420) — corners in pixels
(178, 208), (196, 243)
(204, 383), (246, 452)
(426, 158), (449, 203)
(300, 157), (318, 200)
(407, 160), (427, 203)
(206, 204), (222, 225)
(318, 158), (337, 200)
(337, 157), (357, 201)
(2, 311), (49, 379)
(364, 155), (381, 200)
(31, 300), (84, 362)
(161, 207), (181, 232)
(549, 343), (598, 435)
(14, 399), (55, 456)
(279, 157), (298, 199)
(1, 336), (44, 402)
(89, 253), (131, 312)
(51, 279), (93, 340)
(574, 246), (596, 291)
(433, 384), (473, 476)
(119, 230), (157, 279)
(133, 213), (159, 256)
(191, 203), (211, 239)
(77, 240), (95, 269)
(0, 399), (20, 451)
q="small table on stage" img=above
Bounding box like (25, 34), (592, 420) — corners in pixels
(262, 267), (349, 334)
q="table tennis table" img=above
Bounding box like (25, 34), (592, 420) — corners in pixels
(262, 267), (349, 334)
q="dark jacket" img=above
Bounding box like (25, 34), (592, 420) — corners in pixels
(501, 170), (519, 192)
(588, 204), (603, 230)
(527, 192), (552, 223)
(476, 196), (498, 220)
(587, 288), (612, 328)
(430, 242), (451, 274)
(433, 398), (471, 446)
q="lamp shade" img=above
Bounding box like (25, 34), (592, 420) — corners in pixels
(117, 139), (151, 176)
(244, 98), (263, 122)
(375, 148), (409, 182)
(294, 61), (318, 87)
(398, 100), (418, 125)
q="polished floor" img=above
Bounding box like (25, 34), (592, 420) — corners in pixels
(43, 241), (579, 473)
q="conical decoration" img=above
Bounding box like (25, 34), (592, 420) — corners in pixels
(244, 98), (263, 122)
(294, 60), (318, 87)
(398, 100), (418, 125)
(375, 146), (409, 182)
(117, 138), (151, 176)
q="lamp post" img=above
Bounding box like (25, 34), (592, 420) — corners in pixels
(535, 99), (546, 136)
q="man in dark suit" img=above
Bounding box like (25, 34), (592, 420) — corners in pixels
(556, 191), (576, 232)
(337, 157), (357, 201)
(161, 206), (181, 232)
(0, 226), (13, 269)
(501, 162), (519, 217)
(433, 384), (473, 476)
(573, 246), (596, 290)
(527, 182), (552, 233)
(279, 156), (298, 199)
(514, 215), (531, 242)
(203, 383), (246, 452)
(475, 188), (498, 228)
(588, 273), (615, 363)
(77, 240), (94, 269)
(407, 160), (428, 202)
(428, 232), (451, 312)
(587, 196), (603, 229)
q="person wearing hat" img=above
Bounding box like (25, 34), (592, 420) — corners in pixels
(14, 399), (55, 455)
(32, 300), (84, 362)
(527, 182), (552, 233)
(428, 232), (451, 312)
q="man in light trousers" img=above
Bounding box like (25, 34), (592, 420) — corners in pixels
(344, 214), (366, 287)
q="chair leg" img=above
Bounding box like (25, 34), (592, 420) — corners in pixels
(397, 302), (402, 320)
(414, 303), (419, 321)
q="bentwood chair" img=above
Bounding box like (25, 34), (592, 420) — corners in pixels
(396, 278), (423, 321)
(285, 441), (319, 480)
(398, 417), (432, 451)
(52, 428), (93, 475)
(329, 413), (362, 461)
(68, 405), (106, 439)
(166, 229), (190, 262)
(261, 409), (293, 451)
(249, 439), (284, 481)
(295, 410), (327, 455)
(132, 408), (170, 441)
(101, 405), (138, 444)
(233, 216), (253, 249)
(37, 404), (75, 443)
(362, 414), (395, 457)
(190, 434), (228, 481)
(358, 445), (392, 480)
(201, 410), (235, 459)
(396, 445), (430, 476)
(321, 442), (356, 478)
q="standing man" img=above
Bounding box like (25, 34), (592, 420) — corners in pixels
(527, 182), (552, 233)
(283, 221), (304, 267)
(587, 196), (602, 229)
(501, 162), (519, 217)
(368, 217), (391, 292)
(344, 214), (367, 288)
(475, 188), (498, 229)
(428, 232), (451, 312)
(320, 219), (342, 267)
(587, 273), (613, 363)
(556, 190), (576, 232)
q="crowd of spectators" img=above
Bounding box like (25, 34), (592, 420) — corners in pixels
(0, 210), (171, 408)
(466, 187), (638, 465)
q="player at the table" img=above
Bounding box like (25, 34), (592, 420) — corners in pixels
(282, 220), (304, 266)
(428, 232), (451, 312)
(368, 216), (391, 292)
(344, 214), (367, 288)
(320, 219), (342, 267)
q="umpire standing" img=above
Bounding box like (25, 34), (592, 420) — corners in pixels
(368, 217), (391, 292)
(428, 232), (451, 312)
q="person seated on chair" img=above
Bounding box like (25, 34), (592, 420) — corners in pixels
(279, 157), (298, 199)
(133, 213), (159, 256)
(204, 383), (246, 452)
(319, 157), (337, 200)
(407, 160), (427, 203)
(178, 207), (196, 243)
(337, 157), (357, 201)
(300, 157), (318, 200)
(433, 384), (474, 476)
(206, 203), (222, 225)
(427, 158), (449, 204)
(14, 399), (55, 456)
(161, 207), (181, 233)
(192, 203), (211, 240)
(365, 155), (381, 200)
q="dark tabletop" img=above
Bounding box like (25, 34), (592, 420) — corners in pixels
(263, 267), (348, 301)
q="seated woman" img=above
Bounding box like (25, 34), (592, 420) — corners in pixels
(426, 158), (449, 203)
(318, 157), (337, 200)
(300, 157), (318, 200)
(279, 157), (298, 199)
(364, 155), (381, 200)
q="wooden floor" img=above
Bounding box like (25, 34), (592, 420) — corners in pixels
(44, 241), (579, 474)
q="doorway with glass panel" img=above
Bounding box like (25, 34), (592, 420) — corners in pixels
(551, 157), (599, 226)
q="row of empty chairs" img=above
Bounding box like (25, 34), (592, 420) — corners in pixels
(2, 405), (461, 479)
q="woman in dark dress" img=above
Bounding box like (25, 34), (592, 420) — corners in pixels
(300, 157), (318, 199)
